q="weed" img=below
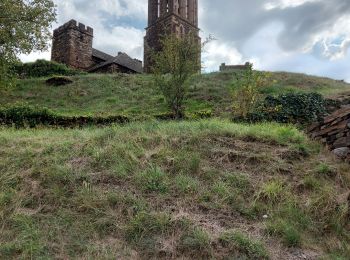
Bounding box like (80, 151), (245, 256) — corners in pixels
(179, 227), (212, 254)
(316, 163), (336, 177)
(266, 220), (301, 247)
(135, 166), (169, 193)
(219, 230), (269, 259)
(125, 211), (171, 243)
(302, 175), (321, 190)
(175, 174), (199, 193)
(256, 179), (285, 204)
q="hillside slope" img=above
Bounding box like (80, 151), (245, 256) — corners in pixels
(1, 71), (349, 118)
(0, 120), (349, 259)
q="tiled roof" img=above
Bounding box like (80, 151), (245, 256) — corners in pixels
(89, 51), (143, 73)
(92, 48), (114, 62)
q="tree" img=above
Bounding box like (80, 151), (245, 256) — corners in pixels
(0, 0), (56, 88)
(151, 33), (202, 119)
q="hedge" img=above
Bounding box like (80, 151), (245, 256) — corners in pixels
(0, 104), (129, 128)
(13, 60), (83, 78)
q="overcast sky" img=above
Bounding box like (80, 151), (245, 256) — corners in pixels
(20, 0), (350, 81)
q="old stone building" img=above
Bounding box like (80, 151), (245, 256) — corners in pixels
(51, 20), (142, 74)
(144, 0), (200, 72)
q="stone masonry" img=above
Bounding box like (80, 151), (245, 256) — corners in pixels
(308, 106), (350, 162)
(219, 62), (251, 72)
(52, 20), (94, 71)
(144, 0), (200, 73)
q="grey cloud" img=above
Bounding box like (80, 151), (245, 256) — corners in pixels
(201, 0), (350, 55)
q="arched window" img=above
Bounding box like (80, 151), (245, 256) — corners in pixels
(166, 0), (169, 13)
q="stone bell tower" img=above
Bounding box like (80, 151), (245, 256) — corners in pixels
(144, 0), (200, 73)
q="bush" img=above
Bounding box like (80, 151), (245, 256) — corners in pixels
(230, 64), (270, 118)
(13, 60), (82, 78)
(0, 104), (129, 127)
(243, 93), (325, 124)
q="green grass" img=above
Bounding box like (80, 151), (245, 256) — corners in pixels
(219, 230), (269, 259)
(1, 70), (349, 118)
(0, 119), (349, 258)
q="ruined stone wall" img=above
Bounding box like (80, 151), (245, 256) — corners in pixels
(51, 20), (94, 71)
(308, 106), (350, 162)
(220, 63), (250, 72)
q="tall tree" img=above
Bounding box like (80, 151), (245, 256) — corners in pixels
(0, 0), (56, 88)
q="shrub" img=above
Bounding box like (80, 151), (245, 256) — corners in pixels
(152, 33), (206, 119)
(230, 63), (270, 118)
(244, 93), (325, 124)
(0, 103), (129, 127)
(13, 59), (82, 78)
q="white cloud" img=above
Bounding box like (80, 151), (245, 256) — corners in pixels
(202, 41), (243, 72)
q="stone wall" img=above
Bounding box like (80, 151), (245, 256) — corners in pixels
(51, 20), (94, 70)
(219, 62), (250, 72)
(308, 106), (350, 161)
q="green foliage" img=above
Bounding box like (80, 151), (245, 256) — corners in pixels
(245, 93), (325, 124)
(219, 230), (269, 259)
(0, 103), (129, 127)
(152, 33), (202, 119)
(13, 60), (81, 78)
(230, 63), (270, 118)
(0, 0), (56, 88)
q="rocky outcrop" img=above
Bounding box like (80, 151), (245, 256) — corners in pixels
(308, 106), (350, 161)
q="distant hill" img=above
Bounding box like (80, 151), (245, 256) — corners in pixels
(1, 71), (349, 118)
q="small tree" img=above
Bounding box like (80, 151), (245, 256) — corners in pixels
(151, 33), (202, 119)
(230, 63), (269, 119)
(0, 0), (56, 88)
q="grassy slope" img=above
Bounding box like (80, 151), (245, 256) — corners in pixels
(1, 71), (350, 117)
(0, 120), (349, 259)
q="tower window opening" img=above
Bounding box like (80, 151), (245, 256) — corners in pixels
(166, 0), (169, 12)
(157, 0), (160, 18)
(186, 0), (189, 19)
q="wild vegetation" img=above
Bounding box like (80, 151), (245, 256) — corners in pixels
(1, 69), (349, 120)
(0, 120), (349, 259)
(0, 56), (349, 260)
